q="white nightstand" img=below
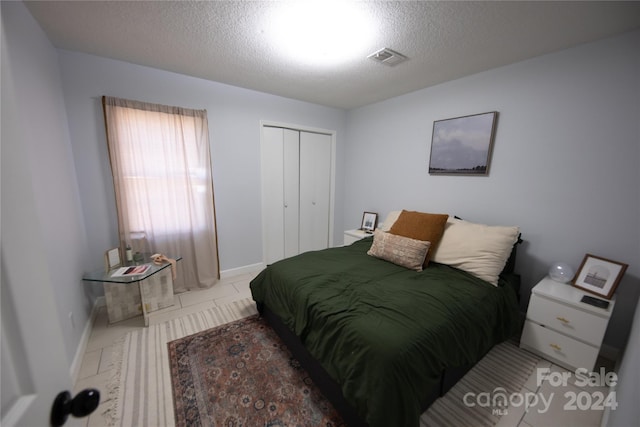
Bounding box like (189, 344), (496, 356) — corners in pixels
(520, 277), (615, 372)
(343, 229), (373, 245)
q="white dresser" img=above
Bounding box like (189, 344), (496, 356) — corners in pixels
(520, 277), (615, 372)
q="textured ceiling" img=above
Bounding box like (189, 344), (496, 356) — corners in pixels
(25, 1), (640, 109)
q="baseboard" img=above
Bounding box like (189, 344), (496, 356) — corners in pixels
(69, 296), (105, 384)
(220, 262), (264, 280)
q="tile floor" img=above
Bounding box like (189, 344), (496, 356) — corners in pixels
(495, 357), (613, 427)
(72, 271), (614, 427)
(72, 272), (255, 426)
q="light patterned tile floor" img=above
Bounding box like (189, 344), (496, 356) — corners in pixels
(72, 272), (255, 426)
(72, 272), (612, 427)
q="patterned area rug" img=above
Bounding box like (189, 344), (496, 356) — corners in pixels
(168, 315), (345, 427)
(106, 297), (541, 427)
(105, 298), (259, 426)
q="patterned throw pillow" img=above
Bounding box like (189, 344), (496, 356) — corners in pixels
(367, 230), (431, 271)
(389, 210), (449, 267)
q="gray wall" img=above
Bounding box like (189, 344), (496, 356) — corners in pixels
(57, 51), (347, 283)
(1, 1), (90, 372)
(343, 30), (640, 350)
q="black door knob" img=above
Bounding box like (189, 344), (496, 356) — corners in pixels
(50, 388), (100, 426)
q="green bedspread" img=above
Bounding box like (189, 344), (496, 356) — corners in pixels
(250, 237), (521, 427)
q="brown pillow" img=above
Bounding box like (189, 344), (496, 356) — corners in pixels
(367, 230), (431, 271)
(389, 210), (449, 267)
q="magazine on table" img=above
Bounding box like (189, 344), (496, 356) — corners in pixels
(111, 264), (150, 277)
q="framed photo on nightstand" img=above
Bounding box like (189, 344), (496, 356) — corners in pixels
(572, 253), (628, 299)
(360, 212), (378, 233)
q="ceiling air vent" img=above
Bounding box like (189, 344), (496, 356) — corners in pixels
(367, 48), (408, 66)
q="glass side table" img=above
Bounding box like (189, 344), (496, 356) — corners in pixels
(83, 254), (182, 326)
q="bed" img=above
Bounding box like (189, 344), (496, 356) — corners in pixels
(250, 211), (522, 427)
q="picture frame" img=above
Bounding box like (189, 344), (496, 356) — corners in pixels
(105, 248), (122, 272)
(360, 212), (378, 233)
(572, 254), (628, 300)
(429, 111), (498, 176)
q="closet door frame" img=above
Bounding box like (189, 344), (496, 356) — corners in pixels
(260, 120), (336, 265)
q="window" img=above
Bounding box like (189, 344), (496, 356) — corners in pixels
(102, 97), (219, 290)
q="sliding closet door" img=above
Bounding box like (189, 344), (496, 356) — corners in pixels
(263, 127), (300, 264)
(282, 130), (300, 258)
(261, 123), (334, 265)
(262, 127), (285, 264)
(299, 132), (331, 253)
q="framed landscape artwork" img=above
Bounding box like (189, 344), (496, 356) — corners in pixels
(429, 111), (498, 176)
(572, 254), (628, 300)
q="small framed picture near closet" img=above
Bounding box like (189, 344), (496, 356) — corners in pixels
(360, 212), (378, 232)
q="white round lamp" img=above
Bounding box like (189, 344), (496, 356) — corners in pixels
(548, 262), (575, 284)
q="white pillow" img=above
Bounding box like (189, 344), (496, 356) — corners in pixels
(432, 218), (519, 286)
(378, 210), (402, 232)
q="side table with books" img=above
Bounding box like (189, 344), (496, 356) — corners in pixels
(83, 254), (181, 326)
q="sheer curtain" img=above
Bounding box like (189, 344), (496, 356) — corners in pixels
(102, 96), (219, 291)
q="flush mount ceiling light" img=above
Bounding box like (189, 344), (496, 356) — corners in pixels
(268, 1), (374, 67)
(368, 48), (408, 66)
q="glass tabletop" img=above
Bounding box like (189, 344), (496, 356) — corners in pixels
(83, 254), (181, 284)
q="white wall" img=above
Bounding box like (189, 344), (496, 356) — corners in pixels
(343, 30), (640, 350)
(57, 51), (347, 286)
(1, 1), (90, 371)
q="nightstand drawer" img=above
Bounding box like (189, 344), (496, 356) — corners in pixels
(527, 294), (608, 346)
(521, 320), (599, 371)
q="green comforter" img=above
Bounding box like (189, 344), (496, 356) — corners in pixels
(250, 237), (521, 427)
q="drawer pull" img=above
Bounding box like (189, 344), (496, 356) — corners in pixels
(549, 343), (562, 351)
(556, 316), (570, 324)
